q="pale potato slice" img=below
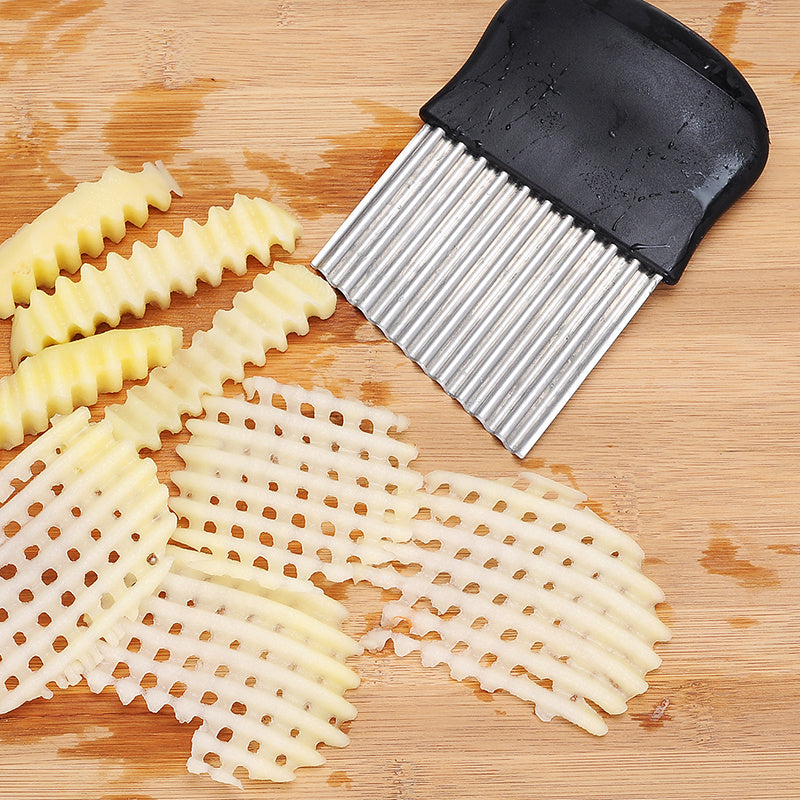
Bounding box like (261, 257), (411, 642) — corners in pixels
(169, 376), (422, 583)
(0, 409), (176, 714)
(85, 547), (360, 788)
(361, 471), (671, 736)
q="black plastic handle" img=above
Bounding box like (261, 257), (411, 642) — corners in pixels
(420, 0), (769, 283)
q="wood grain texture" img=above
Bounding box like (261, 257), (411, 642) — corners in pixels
(0, 0), (798, 798)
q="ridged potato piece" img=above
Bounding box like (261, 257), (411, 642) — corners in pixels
(0, 326), (182, 450)
(361, 471), (671, 736)
(168, 376), (422, 584)
(103, 263), (336, 452)
(0, 161), (181, 317)
(11, 195), (301, 366)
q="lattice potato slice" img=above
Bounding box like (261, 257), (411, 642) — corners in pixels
(492, 471), (646, 568)
(0, 326), (182, 450)
(11, 194), (301, 365)
(168, 376), (422, 584)
(0, 409), (176, 714)
(428, 471), (660, 603)
(361, 471), (670, 736)
(85, 547), (360, 788)
(103, 263), (337, 452)
(0, 161), (182, 317)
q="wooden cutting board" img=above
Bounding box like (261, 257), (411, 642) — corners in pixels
(0, 1), (798, 798)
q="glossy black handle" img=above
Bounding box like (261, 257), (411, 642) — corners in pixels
(420, 0), (769, 283)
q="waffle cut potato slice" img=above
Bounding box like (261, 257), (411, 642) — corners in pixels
(0, 408), (176, 714)
(169, 376), (422, 584)
(0, 326), (182, 450)
(11, 194), (301, 366)
(85, 547), (360, 788)
(0, 161), (182, 318)
(103, 263), (337, 452)
(361, 470), (671, 736)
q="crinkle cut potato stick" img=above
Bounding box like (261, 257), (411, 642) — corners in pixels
(0, 161), (182, 318)
(169, 376), (422, 584)
(104, 263), (337, 452)
(11, 195), (302, 366)
(85, 547), (360, 788)
(361, 471), (671, 737)
(0, 326), (182, 451)
(0, 408), (176, 714)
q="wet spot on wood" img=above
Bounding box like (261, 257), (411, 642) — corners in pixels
(548, 463), (578, 489)
(360, 380), (393, 407)
(180, 156), (237, 196)
(243, 100), (419, 220)
(0, 0), (103, 22)
(56, 695), (193, 769)
(463, 677), (493, 703)
(362, 611), (382, 630)
(323, 581), (352, 603)
(104, 79), (219, 167)
(354, 320), (386, 343)
(709, 2), (754, 70)
(632, 697), (671, 730)
(768, 543), (800, 556)
(523, 457), (547, 471)
(710, 1), (746, 51)
(327, 770), (352, 789)
(728, 616), (758, 628)
(0, 115), (78, 222)
(0, 0), (105, 79)
(0, 0), (54, 18)
(0, 689), (192, 778)
(580, 498), (602, 517)
(700, 535), (779, 589)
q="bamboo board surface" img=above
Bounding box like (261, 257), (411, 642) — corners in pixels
(0, 1), (798, 798)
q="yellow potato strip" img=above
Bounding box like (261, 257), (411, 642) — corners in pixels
(0, 161), (181, 317)
(104, 263), (336, 452)
(0, 326), (182, 450)
(11, 195), (301, 365)
(427, 470), (645, 565)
